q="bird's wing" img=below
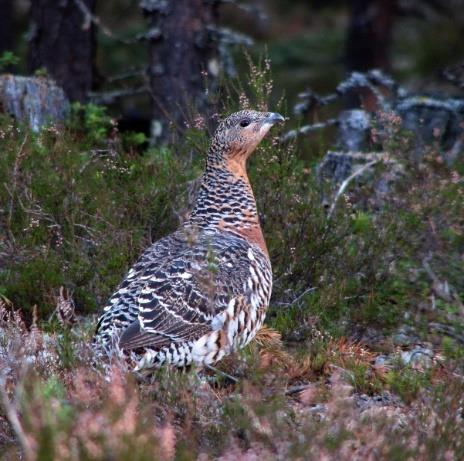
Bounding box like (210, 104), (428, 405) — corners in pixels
(114, 231), (259, 351)
(95, 231), (188, 341)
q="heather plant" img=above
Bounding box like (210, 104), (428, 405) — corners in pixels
(0, 114), (192, 317)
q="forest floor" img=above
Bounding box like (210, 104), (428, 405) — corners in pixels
(1, 307), (463, 460)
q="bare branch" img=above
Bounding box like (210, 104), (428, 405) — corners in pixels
(280, 119), (338, 143)
(396, 95), (464, 113)
(88, 86), (149, 105)
(74, 0), (152, 45)
(207, 25), (254, 46)
(294, 91), (338, 114)
(275, 286), (317, 308)
(7, 134), (28, 230)
(0, 374), (34, 460)
(106, 68), (147, 83)
(294, 70), (399, 118)
(205, 365), (238, 383)
(327, 159), (380, 220)
(216, 0), (268, 21)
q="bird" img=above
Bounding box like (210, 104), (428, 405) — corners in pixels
(94, 110), (285, 371)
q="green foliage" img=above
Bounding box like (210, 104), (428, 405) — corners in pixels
(55, 328), (78, 369)
(216, 56), (464, 348)
(33, 67), (49, 78)
(0, 56), (463, 461)
(1, 5), (464, 459)
(0, 51), (20, 70)
(69, 103), (114, 145)
(351, 211), (372, 234)
(442, 336), (464, 361)
(121, 131), (148, 151)
(0, 114), (192, 317)
(385, 364), (432, 404)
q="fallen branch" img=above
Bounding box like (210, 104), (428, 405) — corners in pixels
(285, 383), (313, 395)
(294, 91), (338, 114)
(429, 322), (464, 344)
(294, 69), (398, 118)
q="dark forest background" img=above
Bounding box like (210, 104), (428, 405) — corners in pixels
(2, 0), (464, 140)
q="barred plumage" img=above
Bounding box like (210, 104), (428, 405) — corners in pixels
(94, 110), (284, 370)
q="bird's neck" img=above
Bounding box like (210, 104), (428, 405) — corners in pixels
(187, 155), (268, 255)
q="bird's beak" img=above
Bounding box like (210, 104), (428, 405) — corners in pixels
(265, 112), (285, 124)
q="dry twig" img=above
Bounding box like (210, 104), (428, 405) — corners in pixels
(327, 159), (380, 220)
(0, 374), (34, 460)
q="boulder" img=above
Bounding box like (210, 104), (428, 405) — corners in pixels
(0, 74), (69, 131)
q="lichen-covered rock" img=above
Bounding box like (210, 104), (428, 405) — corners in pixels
(0, 74), (69, 131)
(292, 70), (464, 167)
(396, 95), (464, 165)
(316, 150), (404, 210)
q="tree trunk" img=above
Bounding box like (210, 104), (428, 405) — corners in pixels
(28, 0), (97, 102)
(0, 0), (14, 56)
(141, 0), (220, 145)
(345, 0), (397, 72)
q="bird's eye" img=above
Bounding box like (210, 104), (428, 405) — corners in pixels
(240, 119), (250, 127)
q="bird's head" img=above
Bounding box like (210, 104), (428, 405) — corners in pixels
(208, 110), (285, 168)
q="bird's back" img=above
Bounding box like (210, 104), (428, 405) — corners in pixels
(95, 226), (272, 368)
